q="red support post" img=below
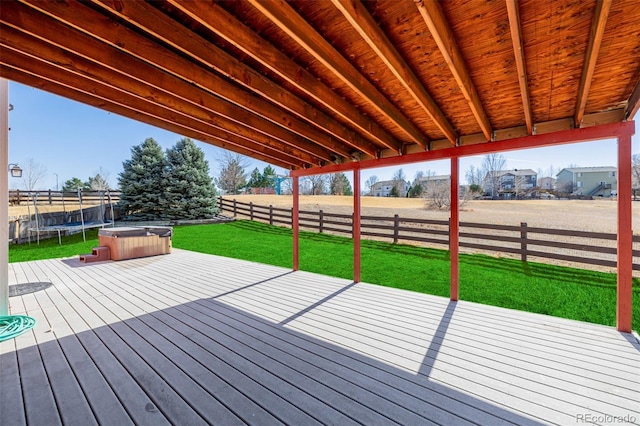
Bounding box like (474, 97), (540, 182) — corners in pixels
(353, 168), (361, 283)
(292, 175), (299, 271)
(617, 133), (633, 333)
(450, 157), (459, 301)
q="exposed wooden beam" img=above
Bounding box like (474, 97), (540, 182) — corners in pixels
(167, 0), (401, 153)
(15, 0), (341, 161)
(291, 121), (635, 176)
(0, 38), (321, 169)
(89, 0), (378, 159)
(0, 65), (309, 169)
(414, 0), (492, 141)
(248, 0), (430, 148)
(574, 0), (612, 127)
(505, 0), (533, 135)
(331, 0), (457, 145)
(626, 77), (640, 120)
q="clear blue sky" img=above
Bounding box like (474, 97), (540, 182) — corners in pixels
(8, 81), (640, 191)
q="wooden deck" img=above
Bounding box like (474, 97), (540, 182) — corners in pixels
(1, 250), (639, 425)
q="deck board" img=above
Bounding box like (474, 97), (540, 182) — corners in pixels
(4, 249), (640, 425)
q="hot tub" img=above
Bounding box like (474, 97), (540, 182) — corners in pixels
(98, 227), (172, 260)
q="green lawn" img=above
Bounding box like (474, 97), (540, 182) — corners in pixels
(8, 221), (640, 332)
(9, 229), (101, 263)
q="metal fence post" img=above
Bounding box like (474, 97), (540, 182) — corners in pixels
(233, 199), (237, 217)
(319, 210), (324, 233)
(250, 202), (254, 221)
(269, 205), (273, 225)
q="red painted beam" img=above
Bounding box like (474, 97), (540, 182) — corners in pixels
(450, 157), (459, 301)
(617, 134), (633, 333)
(353, 167), (361, 283)
(291, 121), (635, 177)
(292, 176), (299, 271)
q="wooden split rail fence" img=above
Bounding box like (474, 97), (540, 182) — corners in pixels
(9, 190), (121, 206)
(218, 197), (640, 272)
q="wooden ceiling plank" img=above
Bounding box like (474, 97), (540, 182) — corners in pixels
(627, 77), (640, 120)
(574, 0), (612, 127)
(414, 0), (493, 141)
(16, 0), (343, 161)
(331, 0), (457, 145)
(0, 63), (308, 169)
(90, 0), (378, 158)
(168, 0), (400, 153)
(505, 0), (533, 135)
(247, 0), (430, 148)
(7, 1), (334, 162)
(0, 32), (324, 167)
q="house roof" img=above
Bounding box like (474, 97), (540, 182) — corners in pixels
(486, 169), (537, 178)
(417, 174), (451, 182)
(372, 179), (407, 187)
(558, 166), (617, 174)
(1, 1), (639, 170)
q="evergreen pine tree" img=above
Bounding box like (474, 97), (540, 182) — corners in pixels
(330, 173), (353, 195)
(118, 138), (167, 220)
(246, 167), (264, 189)
(262, 165), (276, 189)
(164, 138), (217, 220)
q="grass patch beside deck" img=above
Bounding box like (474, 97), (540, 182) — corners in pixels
(8, 221), (639, 332)
(9, 229), (100, 263)
(174, 221), (639, 332)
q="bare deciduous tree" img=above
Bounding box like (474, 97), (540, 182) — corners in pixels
(21, 158), (48, 191)
(305, 174), (327, 195)
(364, 175), (378, 195)
(392, 168), (407, 196)
(423, 180), (470, 210)
(89, 167), (111, 190)
(481, 154), (507, 198)
(464, 165), (482, 186)
(632, 154), (640, 199)
(215, 152), (249, 195)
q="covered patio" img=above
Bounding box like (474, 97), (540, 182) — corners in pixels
(1, 0), (640, 423)
(2, 251), (639, 424)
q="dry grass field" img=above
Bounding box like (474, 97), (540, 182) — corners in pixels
(8, 201), (103, 218)
(228, 194), (640, 274)
(230, 194), (638, 234)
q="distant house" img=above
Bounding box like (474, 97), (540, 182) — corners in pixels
(416, 174), (450, 188)
(371, 179), (409, 197)
(556, 167), (617, 196)
(483, 169), (537, 198)
(538, 176), (556, 191)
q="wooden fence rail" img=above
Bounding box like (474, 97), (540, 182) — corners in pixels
(9, 190), (121, 206)
(219, 197), (640, 272)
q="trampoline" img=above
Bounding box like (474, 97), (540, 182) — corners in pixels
(34, 221), (112, 245)
(29, 188), (115, 244)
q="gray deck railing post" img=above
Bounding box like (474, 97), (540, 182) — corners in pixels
(48, 189), (52, 205)
(520, 222), (528, 262)
(319, 210), (324, 233)
(269, 205), (273, 225)
(393, 214), (400, 243)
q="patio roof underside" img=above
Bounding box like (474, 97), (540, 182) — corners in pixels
(1, 0), (639, 171)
